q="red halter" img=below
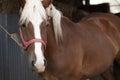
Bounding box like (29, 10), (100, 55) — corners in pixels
(19, 27), (46, 50)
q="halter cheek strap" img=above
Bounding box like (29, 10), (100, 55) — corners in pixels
(19, 27), (46, 50)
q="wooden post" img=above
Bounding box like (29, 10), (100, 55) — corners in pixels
(0, 1), (20, 13)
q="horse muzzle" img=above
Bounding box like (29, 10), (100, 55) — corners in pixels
(32, 59), (47, 73)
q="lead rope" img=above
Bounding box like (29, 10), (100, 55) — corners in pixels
(0, 24), (23, 48)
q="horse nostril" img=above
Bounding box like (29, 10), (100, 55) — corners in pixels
(44, 59), (47, 67)
(32, 60), (35, 67)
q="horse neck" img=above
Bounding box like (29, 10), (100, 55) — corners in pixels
(47, 19), (59, 46)
(45, 18), (68, 56)
(47, 16), (74, 42)
(46, 16), (74, 51)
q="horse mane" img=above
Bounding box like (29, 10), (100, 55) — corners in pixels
(19, 0), (47, 26)
(46, 4), (63, 41)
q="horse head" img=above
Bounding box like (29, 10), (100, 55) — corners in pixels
(19, 0), (50, 73)
(19, 0), (63, 73)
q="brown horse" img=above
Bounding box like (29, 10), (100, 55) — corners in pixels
(19, 0), (120, 80)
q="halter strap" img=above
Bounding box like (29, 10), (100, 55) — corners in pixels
(19, 27), (46, 50)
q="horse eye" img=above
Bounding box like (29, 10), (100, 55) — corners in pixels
(22, 24), (26, 27)
(46, 24), (49, 27)
(45, 22), (50, 28)
(46, 24), (49, 28)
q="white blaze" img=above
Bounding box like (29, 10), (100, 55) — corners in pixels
(33, 23), (45, 72)
(28, 4), (45, 72)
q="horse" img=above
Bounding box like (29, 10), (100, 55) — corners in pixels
(19, 0), (120, 80)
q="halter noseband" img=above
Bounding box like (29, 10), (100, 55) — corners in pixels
(19, 27), (46, 50)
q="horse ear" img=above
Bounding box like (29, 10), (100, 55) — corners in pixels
(42, 0), (52, 8)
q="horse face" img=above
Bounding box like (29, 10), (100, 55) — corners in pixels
(20, 20), (48, 72)
(19, 0), (48, 73)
